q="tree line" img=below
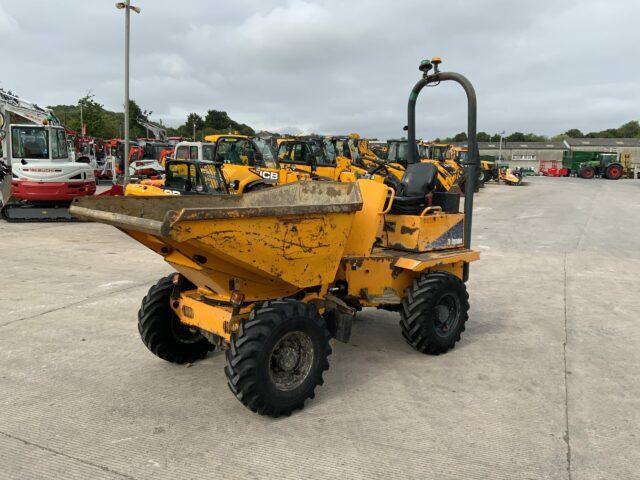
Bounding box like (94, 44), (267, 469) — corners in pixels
(437, 120), (640, 143)
(50, 95), (639, 143)
(49, 94), (254, 140)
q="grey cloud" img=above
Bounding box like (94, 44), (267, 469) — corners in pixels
(1, 0), (638, 139)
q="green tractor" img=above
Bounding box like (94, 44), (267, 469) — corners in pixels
(562, 151), (624, 180)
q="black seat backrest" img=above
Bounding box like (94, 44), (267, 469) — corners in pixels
(401, 162), (437, 197)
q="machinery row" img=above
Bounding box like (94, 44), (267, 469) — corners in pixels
(0, 77), (524, 222)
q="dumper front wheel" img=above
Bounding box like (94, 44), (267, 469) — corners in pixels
(138, 275), (213, 364)
(225, 300), (331, 417)
(400, 272), (469, 355)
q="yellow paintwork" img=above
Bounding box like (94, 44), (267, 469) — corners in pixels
(336, 253), (469, 307)
(384, 212), (465, 252)
(278, 138), (357, 182)
(498, 167), (522, 185)
(349, 134), (405, 181)
(204, 134), (307, 193)
(78, 179), (478, 344)
(125, 183), (168, 196)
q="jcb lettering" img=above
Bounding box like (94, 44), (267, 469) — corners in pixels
(260, 171), (279, 181)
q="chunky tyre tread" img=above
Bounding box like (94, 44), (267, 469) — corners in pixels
(138, 275), (212, 364)
(224, 299), (331, 417)
(400, 272), (469, 355)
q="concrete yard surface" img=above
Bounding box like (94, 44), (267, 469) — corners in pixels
(0, 177), (639, 479)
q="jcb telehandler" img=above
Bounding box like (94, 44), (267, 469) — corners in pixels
(276, 136), (362, 182)
(71, 58), (481, 417)
(127, 135), (305, 197)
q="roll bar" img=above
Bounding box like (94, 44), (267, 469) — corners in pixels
(406, 58), (478, 280)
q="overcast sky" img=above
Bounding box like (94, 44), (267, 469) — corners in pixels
(1, 0), (638, 139)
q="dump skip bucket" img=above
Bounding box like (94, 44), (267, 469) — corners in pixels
(71, 181), (363, 300)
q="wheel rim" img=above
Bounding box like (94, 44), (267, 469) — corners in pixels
(269, 331), (314, 391)
(171, 315), (203, 344)
(434, 293), (461, 337)
(608, 166), (621, 178)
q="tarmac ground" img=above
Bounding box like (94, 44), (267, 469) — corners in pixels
(1, 176), (638, 479)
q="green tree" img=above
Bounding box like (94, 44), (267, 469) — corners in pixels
(506, 132), (526, 142)
(477, 132), (491, 142)
(77, 93), (105, 137)
(453, 132), (467, 142)
(523, 133), (547, 142)
(564, 128), (584, 138)
(617, 120), (640, 138)
(127, 99), (146, 138)
(184, 113), (204, 139)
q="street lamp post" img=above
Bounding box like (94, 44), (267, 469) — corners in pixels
(497, 130), (506, 165)
(116, 1), (140, 187)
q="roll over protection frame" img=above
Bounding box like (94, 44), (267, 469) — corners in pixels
(405, 59), (478, 280)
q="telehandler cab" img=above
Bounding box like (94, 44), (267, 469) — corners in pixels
(71, 58), (481, 417)
(276, 136), (362, 182)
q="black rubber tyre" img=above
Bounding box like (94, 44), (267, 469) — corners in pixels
(604, 163), (623, 180)
(579, 167), (595, 179)
(138, 275), (213, 364)
(225, 299), (331, 417)
(400, 272), (469, 354)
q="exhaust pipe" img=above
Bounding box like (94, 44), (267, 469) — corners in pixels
(406, 58), (478, 280)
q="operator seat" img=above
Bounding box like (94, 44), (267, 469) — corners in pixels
(390, 162), (438, 215)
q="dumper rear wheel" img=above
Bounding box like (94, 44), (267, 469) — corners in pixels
(400, 272), (469, 354)
(225, 299), (331, 417)
(138, 275), (213, 364)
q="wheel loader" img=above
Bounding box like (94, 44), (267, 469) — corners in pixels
(71, 58), (481, 417)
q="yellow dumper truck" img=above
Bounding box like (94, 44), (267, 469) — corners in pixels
(71, 58), (481, 417)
